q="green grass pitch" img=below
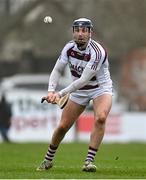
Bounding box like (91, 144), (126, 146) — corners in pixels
(0, 142), (146, 179)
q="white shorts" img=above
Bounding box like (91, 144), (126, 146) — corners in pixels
(70, 84), (113, 106)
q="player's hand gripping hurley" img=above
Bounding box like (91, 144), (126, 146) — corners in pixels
(41, 93), (69, 109)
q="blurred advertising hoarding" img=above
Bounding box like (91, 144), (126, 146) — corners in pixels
(0, 74), (74, 142)
(2, 91), (146, 143)
(6, 90), (75, 143)
(8, 92), (146, 143)
(77, 112), (146, 143)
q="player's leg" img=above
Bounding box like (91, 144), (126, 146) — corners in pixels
(51, 99), (85, 146)
(83, 94), (112, 172)
(37, 99), (85, 171)
(90, 94), (112, 149)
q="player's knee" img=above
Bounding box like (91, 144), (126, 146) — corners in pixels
(95, 112), (106, 126)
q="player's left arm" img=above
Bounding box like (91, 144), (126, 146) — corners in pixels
(58, 67), (97, 97)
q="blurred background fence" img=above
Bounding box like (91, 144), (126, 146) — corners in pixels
(0, 0), (146, 143)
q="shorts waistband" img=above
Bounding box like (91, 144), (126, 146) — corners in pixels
(79, 84), (99, 90)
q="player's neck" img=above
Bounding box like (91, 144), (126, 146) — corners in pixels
(77, 42), (88, 51)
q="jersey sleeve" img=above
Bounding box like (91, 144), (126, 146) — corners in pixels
(58, 42), (72, 64)
(48, 42), (73, 91)
(48, 60), (67, 91)
(87, 42), (107, 71)
(58, 66), (96, 97)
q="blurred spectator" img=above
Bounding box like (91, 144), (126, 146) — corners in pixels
(0, 93), (12, 142)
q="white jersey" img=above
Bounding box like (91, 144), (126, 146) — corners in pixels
(59, 38), (112, 89)
(48, 38), (112, 97)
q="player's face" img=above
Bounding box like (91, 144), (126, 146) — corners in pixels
(73, 26), (91, 49)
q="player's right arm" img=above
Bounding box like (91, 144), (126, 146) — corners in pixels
(46, 60), (66, 103)
(48, 60), (67, 92)
(47, 43), (71, 103)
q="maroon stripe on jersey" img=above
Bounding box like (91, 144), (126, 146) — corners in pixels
(102, 51), (107, 64)
(90, 42), (98, 61)
(79, 84), (99, 90)
(67, 49), (90, 62)
(102, 46), (108, 64)
(97, 41), (108, 64)
(71, 70), (80, 78)
(67, 46), (74, 57)
(90, 41), (102, 60)
(71, 70), (96, 81)
(90, 42), (100, 70)
(93, 41), (102, 59)
(91, 76), (96, 81)
(91, 62), (98, 70)
(90, 41), (103, 70)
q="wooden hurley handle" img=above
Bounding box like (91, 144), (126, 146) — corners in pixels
(41, 93), (69, 109)
(56, 94), (70, 109)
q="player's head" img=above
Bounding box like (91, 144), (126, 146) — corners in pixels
(72, 18), (93, 49)
(72, 18), (93, 31)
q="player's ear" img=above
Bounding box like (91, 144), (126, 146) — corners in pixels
(88, 28), (93, 34)
(90, 28), (93, 33)
(89, 30), (92, 38)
